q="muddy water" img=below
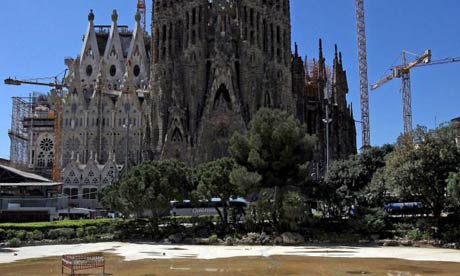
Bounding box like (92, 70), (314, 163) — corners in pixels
(0, 254), (459, 276)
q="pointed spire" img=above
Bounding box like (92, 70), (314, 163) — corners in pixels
(339, 52), (343, 65)
(135, 11), (142, 24)
(304, 55), (309, 78)
(294, 42), (299, 57)
(319, 39), (323, 60)
(80, 8), (100, 78)
(333, 44), (340, 83)
(88, 9), (95, 22)
(317, 39), (326, 82)
(312, 58), (317, 79)
(111, 9), (118, 23)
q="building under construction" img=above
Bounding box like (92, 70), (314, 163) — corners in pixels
(8, 93), (56, 179)
(6, 1), (358, 209)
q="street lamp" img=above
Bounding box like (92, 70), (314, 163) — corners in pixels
(322, 99), (333, 170)
(123, 103), (131, 172)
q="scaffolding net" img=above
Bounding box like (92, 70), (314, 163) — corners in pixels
(9, 94), (37, 166)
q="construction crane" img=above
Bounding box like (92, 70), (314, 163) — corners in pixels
(371, 49), (431, 134)
(4, 75), (67, 182)
(371, 51), (460, 133)
(355, 0), (371, 148)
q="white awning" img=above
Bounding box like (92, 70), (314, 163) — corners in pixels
(0, 182), (62, 187)
(0, 164), (52, 182)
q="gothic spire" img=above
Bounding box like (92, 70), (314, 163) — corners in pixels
(319, 39), (324, 60)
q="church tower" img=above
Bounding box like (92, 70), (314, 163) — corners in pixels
(149, 0), (294, 163)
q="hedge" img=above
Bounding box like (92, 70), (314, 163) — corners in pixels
(0, 219), (118, 231)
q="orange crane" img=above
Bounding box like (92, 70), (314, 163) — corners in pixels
(4, 74), (67, 182)
(371, 50), (460, 134)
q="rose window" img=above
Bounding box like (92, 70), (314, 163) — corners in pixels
(65, 138), (80, 151)
(40, 138), (54, 152)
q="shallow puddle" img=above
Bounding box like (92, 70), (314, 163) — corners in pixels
(0, 254), (459, 275)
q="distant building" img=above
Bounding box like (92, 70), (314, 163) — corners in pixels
(0, 164), (63, 222)
(8, 94), (56, 179)
(61, 153), (121, 209)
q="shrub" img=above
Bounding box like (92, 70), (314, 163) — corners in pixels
(31, 230), (44, 240)
(0, 229), (6, 241)
(209, 234), (219, 244)
(407, 228), (431, 241)
(441, 226), (460, 243)
(85, 226), (98, 236)
(6, 229), (16, 239)
(99, 233), (115, 241)
(15, 230), (27, 240)
(352, 207), (387, 235)
(25, 232), (34, 241)
(7, 238), (21, 247)
(47, 228), (75, 240)
(83, 235), (96, 243)
(76, 227), (85, 238)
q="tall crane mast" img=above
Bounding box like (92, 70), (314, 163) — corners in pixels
(371, 51), (460, 134)
(4, 75), (67, 182)
(355, 0), (371, 148)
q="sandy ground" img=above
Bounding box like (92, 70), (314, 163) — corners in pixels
(1, 242), (460, 264)
(1, 254), (460, 275)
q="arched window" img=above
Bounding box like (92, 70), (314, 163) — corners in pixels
(171, 127), (183, 142)
(213, 84), (232, 110)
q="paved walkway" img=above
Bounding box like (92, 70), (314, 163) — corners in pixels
(1, 242), (459, 264)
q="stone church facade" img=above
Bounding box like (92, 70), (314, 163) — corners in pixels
(59, 1), (356, 208)
(146, 0), (356, 166)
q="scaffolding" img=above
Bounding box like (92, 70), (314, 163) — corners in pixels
(8, 94), (37, 166)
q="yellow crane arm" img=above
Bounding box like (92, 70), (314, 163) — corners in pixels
(371, 72), (396, 90)
(4, 77), (67, 89)
(371, 49), (431, 91)
(402, 49), (431, 72)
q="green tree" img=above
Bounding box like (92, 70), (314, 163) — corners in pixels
(229, 108), (316, 228)
(99, 160), (191, 229)
(383, 125), (460, 219)
(447, 170), (460, 208)
(194, 157), (240, 226)
(322, 145), (394, 217)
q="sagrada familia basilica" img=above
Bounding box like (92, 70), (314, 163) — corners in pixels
(12, 1), (356, 208)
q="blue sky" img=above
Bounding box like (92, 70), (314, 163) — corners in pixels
(0, 0), (459, 159)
